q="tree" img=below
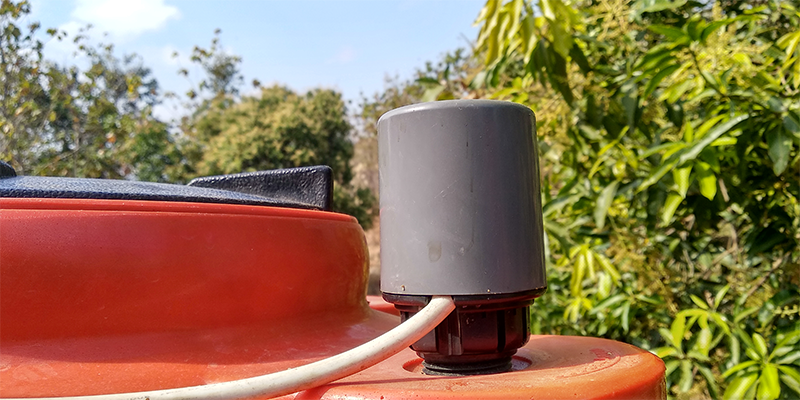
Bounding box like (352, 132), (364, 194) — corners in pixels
(1, 0), (49, 174)
(0, 0), (177, 181)
(1, 6), (375, 227)
(175, 35), (376, 227)
(467, 0), (800, 398)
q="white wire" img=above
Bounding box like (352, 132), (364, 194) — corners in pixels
(8, 296), (455, 400)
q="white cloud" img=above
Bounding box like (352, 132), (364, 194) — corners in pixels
(326, 46), (356, 65)
(70, 0), (180, 40)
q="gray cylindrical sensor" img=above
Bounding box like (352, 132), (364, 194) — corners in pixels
(378, 100), (547, 375)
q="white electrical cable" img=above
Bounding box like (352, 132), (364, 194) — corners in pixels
(8, 296), (455, 400)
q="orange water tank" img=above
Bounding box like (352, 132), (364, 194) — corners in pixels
(0, 198), (665, 399)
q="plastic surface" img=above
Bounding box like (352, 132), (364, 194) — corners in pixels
(1, 297), (456, 400)
(188, 166), (333, 210)
(0, 198), (365, 342)
(1, 197), (664, 400)
(0, 165), (333, 210)
(366, 295), (401, 316)
(377, 100), (546, 296)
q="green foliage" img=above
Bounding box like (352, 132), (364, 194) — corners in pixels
(173, 34), (377, 227)
(1, 0), (176, 181)
(357, 49), (478, 137)
(1, 3), (376, 227)
(471, 0), (800, 397)
(179, 83), (378, 228)
(722, 331), (800, 400)
(0, 0), (46, 173)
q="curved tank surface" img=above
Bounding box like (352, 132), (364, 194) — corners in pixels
(0, 197), (665, 399)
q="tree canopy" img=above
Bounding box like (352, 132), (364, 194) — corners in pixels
(0, 1), (376, 226)
(464, 0), (799, 398)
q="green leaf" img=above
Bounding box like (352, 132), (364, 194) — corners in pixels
(757, 364), (780, 400)
(595, 252), (621, 283)
(778, 366), (800, 396)
(660, 327), (675, 346)
(470, 71), (487, 89)
(638, 157), (679, 192)
(662, 191), (683, 225)
(550, 21), (573, 60)
(714, 285), (730, 309)
(784, 114), (800, 137)
(679, 360), (694, 393)
(723, 360), (759, 378)
(640, 141), (685, 159)
(665, 359), (680, 377)
(648, 24), (690, 40)
(766, 129), (792, 175)
(735, 307), (760, 324)
(690, 294), (709, 310)
(695, 327), (713, 356)
(671, 314), (686, 350)
(777, 30), (800, 56)
(701, 19), (732, 42)
(710, 313), (731, 335)
(594, 181), (618, 230)
(415, 77), (441, 85)
(777, 351), (800, 365)
(656, 346), (678, 358)
(724, 373), (759, 400)
(732, 335), (741, 365)
(772, 346), (794, 359)
(584, 247), (596, 280)
(686, 16), (704, 41)
(678, 114), (749, 165)
(753, 333), (768, 358)
(673, 165), (691, 198)
(748, 228), (786, 255)
(621, 302), (630, 332)
(698, 365), (721, 399)
(543, 193), (583, 217)
(636, 51), (676, 73)
(747, 348), (763, 361)
(664, 79), (693, 104)
(711, 137), (737, 146)
(570, 248), (587, 295)
(622, 84), (637, 131)
(643, 64), (680, 99)
(636, 0), (688, 12)
(592, 294), (627, 313)
(421, 85), (445, 102)
(694, 115), (726, 139)
(701, 70), (721, 92)
(775, 331), (800, 353)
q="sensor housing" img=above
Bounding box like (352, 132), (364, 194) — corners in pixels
(378, 100), (547, 375)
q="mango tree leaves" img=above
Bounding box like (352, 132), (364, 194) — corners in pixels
(635, 0), (688, 14)
(643, 64), (680, 99)
(722, 330), (800, 400)
(472, 2), (800, 397)
(594, 180), (619, 230)
(695, 161), (717, 200)
(724, 373), (759, 400)
(673, 165), (691, 198)
(766, 128), (793, 175)
(777, 29), (800, 89)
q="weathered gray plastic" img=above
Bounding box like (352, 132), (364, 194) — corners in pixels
(378, 100), (546, 296)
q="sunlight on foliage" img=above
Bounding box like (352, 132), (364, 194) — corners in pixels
(472, 0), (800, 398)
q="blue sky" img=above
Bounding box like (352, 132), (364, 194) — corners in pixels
(27, 0), (485, 119)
